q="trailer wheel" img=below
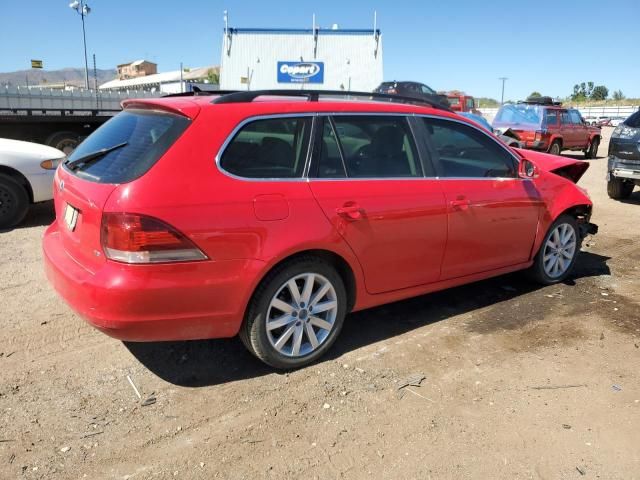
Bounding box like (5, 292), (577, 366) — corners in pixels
(46, 132), (80, 155)
(0, 174), (30, 229)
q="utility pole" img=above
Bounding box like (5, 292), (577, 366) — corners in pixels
(499, 77), (508, 105)
(180, 62), (184, 93)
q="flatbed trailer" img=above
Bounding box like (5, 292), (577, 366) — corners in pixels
(0, 87), (159, 153)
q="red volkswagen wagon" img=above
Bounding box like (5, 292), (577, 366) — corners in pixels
(43, 90), (597, 368)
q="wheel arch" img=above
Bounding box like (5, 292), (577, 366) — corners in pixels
(247, 248), (360, 319)
(0, 165), (33, 203)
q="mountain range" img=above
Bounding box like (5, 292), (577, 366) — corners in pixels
(0, 67), (117, 88)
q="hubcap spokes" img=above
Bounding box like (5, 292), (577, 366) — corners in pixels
(266, 273), (338, 357)
(543, 223), (577, 278)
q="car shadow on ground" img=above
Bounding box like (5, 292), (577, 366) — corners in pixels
(124, 251), (611, 388)
(619, 191), (640, 205)
(0, 201), (55, 233)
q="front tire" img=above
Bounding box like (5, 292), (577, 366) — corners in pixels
(585, 138), (599, 159)
(240, 257), (347, 369)
(607, 178), (634, 199)
(528, 215), (581, 285)
(0, 174), (30, 229)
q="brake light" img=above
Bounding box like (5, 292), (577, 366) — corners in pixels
(101, 213), (207, 264)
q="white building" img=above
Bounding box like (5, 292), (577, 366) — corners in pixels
(220, 25), (383, 92)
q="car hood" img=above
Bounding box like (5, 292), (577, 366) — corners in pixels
(514, 148), (589, 183)
(0, 138), (65, 160)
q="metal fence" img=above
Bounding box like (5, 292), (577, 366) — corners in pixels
(0, 86), (161, 113)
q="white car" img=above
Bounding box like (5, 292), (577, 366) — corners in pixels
(0, 138), (65, 228)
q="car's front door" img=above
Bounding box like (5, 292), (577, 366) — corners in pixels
(419, 117), (542, 280)
(308, 115), (448, 294)
(559, 109), (577, 148)
(569, 109), (589, 148)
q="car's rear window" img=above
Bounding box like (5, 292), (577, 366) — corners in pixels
(493, 104), (544, 128)
(64, 109), (190, 183)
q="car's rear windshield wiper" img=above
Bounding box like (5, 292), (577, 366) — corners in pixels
(66, 142), (128, 171)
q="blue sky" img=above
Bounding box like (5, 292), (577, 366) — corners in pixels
(2, 0), (638, 100)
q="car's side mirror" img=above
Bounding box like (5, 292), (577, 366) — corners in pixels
(519, 159), (539, 179)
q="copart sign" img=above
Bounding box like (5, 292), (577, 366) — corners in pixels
(277, 61), (324, 84)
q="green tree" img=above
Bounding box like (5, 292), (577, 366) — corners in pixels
(206, 68), (219, 85)
(613, 90), (625, 101)
(591, 85), (609, 101)
(528, 91), (542, 98)
(572, 84), (586, 101)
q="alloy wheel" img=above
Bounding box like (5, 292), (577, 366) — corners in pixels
(266, 273), (338, 357)
(543, 223), (577, 278)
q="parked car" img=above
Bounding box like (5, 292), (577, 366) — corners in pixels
(492, 100), (601, 158)
(374, 81), (449, 108)
(43, 90), (597, 369)
(458, 112), (523, 148)
(609, 116), (627, 127)
(607, 110), (640, 199)
(0, 138), (65, 228)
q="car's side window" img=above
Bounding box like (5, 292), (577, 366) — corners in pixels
(560, 111), (572, 125)
(545, 110), (558, 126)
(421, 118), (517, 178)
(329, 116), (422, 178)
(220, 117), (311, 178)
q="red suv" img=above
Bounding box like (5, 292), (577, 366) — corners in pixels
(43, 90), (597, 369)
(493, 100), (601, 158)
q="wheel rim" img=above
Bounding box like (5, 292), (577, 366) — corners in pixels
(543, 223), (577, 278)
(266, 273), (338, 358)
(551, 143), (560, 155)
(0, 184), (15, 222)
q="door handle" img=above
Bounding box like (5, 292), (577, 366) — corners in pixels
(336, 203), (363, 220)
(450, 198), (470, 211)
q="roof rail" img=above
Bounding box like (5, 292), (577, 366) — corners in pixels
(210, 89), (451, 110)
(162, 88), (240, 98)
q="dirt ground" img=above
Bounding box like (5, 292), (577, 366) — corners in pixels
(1, 128), (639, 480)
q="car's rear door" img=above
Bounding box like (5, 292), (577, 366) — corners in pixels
(419, 116), (542, 280)
(308, 114), (447, 294)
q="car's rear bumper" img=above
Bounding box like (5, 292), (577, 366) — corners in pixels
(43, 220), (263, 342)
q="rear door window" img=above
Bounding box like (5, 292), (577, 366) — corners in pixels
(325, 116), (422, 178)
(545, 110), (558, 126)
(220, 117), (311, 178)
(560, 111), (572, 125)
(64, 109), (190, 183)
(422, 118), (517, 178)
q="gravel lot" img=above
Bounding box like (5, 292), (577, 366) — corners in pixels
(1, 127), (639, 479)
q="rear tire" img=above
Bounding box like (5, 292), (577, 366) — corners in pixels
(607, 178), (634, 199)
(585, 138), (599, 159)
(0, 174), (30, 229)
(240, 257), (347, 369)
(549, 140), (562, 156)
(45, 131), (80, 155)
(527, 214), (581, 285)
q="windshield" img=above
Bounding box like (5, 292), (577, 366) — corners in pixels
(493, 104), (544, 128)
(625, 111), (640, 128)
(65, 109), (189, 183)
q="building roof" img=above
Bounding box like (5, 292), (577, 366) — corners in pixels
(100, 66), (217, 90)
(116, 59), (156, 68)
(226, 28), (380, 36)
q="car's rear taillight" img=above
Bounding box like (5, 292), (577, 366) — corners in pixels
(101, 213), (207, 264)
